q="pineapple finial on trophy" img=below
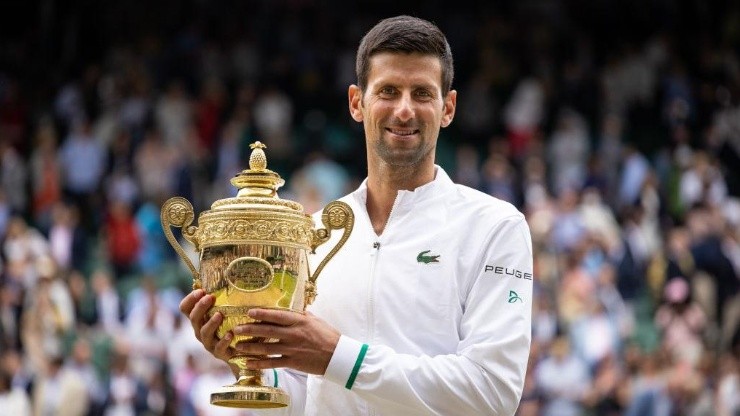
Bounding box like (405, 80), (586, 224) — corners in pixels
(230, 141), (285, 197)
(249, 141), (268, 171)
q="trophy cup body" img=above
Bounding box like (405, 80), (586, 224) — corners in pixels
(161, 142), (353, 408)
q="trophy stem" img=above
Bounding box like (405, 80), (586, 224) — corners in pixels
(210, 356), (290, 409)
(232, 357), (263, 386)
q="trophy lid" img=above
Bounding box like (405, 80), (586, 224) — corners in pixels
(210, 141), (304, 213)
(231, 141), (285, 198)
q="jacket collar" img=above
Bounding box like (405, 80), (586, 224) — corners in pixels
(351, 165), (454, 215)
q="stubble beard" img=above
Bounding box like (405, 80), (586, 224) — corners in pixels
(374, 128), (433, 169)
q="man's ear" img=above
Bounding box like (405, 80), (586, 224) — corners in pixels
(441, 89), (457, 128)
(348, 85), (364, 122)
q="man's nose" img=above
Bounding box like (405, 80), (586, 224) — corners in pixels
(393, 93), (414, 122)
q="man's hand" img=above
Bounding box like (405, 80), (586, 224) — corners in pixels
(178, 289), (235, 362)
(233, 308), (341, 376)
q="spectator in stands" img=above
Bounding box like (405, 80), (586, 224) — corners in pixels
(58, 117), (106, 230)
(655, 277), (707, 366)
(29, 121), (62, 229)
(0, 366), (31, 416)
(104, 200), (141, 279)
(31, 354), (89, 416)
(536, 336), (591, 416)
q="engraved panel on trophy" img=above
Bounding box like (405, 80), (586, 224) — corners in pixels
(199, 244), (304, 310)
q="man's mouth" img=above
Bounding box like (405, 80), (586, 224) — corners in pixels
(386, 128), (419, 136)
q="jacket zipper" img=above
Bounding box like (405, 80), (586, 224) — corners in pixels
(368, 194), (402, 343)
(368, 242), (379, 344)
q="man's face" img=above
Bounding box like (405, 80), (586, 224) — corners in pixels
(349, 52), (456, 168)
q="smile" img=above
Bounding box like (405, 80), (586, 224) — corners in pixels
(386, 128), (419, 136)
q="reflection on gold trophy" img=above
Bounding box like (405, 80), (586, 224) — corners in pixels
(161, 142), (354, 408)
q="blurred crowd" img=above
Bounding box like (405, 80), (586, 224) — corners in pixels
(0, 1), (739, 415)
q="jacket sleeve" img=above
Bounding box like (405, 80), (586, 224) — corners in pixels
(322, 215), (533, 415)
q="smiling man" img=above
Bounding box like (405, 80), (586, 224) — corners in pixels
(181, 15), (534, 416)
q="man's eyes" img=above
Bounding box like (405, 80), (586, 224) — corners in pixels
(377, 87), (434, 99)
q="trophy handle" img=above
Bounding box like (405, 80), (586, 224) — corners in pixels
(307, 201), (354, 304)
(161, 197), (201, 288)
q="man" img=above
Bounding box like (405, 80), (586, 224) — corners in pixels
(180, 15), (533, 415)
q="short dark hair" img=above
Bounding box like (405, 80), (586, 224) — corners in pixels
(356, 15), (454, 96)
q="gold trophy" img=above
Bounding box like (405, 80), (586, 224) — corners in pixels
(161, 142), (353, 408)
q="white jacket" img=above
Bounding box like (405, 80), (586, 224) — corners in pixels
(262, 166), (533, 416)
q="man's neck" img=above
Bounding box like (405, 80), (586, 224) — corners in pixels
(365, 163), (435, 235)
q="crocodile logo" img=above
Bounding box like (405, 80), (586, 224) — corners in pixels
(417, 250), (440, 264)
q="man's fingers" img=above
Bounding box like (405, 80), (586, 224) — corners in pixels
(200, 312), (224, 350)
(189, 293), (215, 341)
(245, 356), (291, 371)
(235, 340), (292, 356)
(213, 331), (233, 360)
(179, 289), (205, 315)
(247, 308), (304, 326)
(233, 322), (296, 340)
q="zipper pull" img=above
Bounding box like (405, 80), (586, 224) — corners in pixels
(372, 242), (380, 249)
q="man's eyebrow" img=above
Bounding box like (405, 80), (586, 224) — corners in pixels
(371, 81), (438, 91)
(411, 83), (437, 91)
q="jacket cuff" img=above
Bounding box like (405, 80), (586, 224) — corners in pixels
(323, 335), (368, 390)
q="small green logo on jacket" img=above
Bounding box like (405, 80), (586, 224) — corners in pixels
(417, 250), (440, 264)
(508, 291), (523, 303)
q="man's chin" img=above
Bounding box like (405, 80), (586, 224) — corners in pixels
(378, 149), (427, 167)
(375, 139), (433, 166)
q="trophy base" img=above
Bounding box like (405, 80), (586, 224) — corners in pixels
(211, 384), (290, 408)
